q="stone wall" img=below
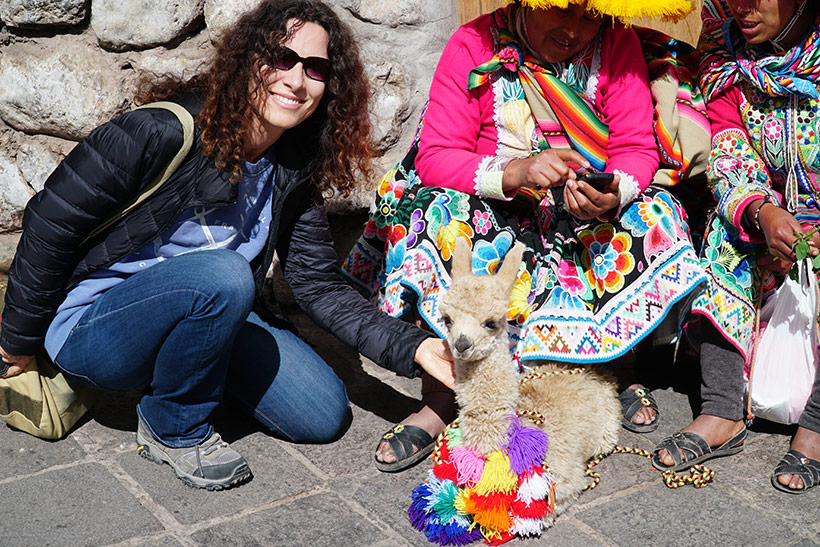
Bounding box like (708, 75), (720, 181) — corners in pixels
(0, 0), (459, 231)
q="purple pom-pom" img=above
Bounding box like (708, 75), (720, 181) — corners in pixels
(504, 415), (549, 476)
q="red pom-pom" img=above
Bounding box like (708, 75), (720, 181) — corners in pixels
(511, 498), (551, 519)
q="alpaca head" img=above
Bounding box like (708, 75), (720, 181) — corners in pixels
(438, 238), (526, 363)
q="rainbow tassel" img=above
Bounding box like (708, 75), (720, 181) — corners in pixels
(409, 418), (557, 545)
(450, 446), (485, 487)
(511, 498), (552, 519)
(510, 517), (545, 537)
(504, 416), (549, 476)
(475, 451), (517, 496)
(463, 491), (513, 534)
(433, 459), (460, 483)
(517, 467), (553, 504)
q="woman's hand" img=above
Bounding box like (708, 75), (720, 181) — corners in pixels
(0, 346), (33, 378)
(754, 201), (819, 264)
(563, 174), (620, 220)
(414, 338), (455, 389)
(502, 149), (590, 193)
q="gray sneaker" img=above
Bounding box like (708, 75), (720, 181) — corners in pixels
(136, 415), (252, 490)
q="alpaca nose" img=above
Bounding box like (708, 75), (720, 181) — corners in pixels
(454, 335), (472, 354)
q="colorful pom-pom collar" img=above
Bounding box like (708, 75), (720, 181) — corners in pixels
(409, 416), (556, 545)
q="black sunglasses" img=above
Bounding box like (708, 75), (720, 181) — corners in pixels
(271, 46), (331, 82)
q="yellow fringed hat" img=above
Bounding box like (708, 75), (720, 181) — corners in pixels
(519, 0), (694, 22)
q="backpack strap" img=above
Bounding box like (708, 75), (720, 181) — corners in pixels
(81, 101), (195, 245)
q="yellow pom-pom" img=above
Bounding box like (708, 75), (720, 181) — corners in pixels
(454, 489), (471, 515)
(475, 450), (517, 495)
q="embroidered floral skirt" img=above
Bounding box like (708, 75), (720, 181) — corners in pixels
(342, 161), (708, 368)
(689, 214), (760, 362)
(690, 201), (820, 363)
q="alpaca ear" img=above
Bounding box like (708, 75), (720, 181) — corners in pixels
(451, 237), (473, 280)
(496, 242), (525, 291)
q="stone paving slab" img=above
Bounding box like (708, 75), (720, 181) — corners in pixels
(579, 482), (805, 546)
(3, 463), (164, 546)
(189, 492), (392, 546)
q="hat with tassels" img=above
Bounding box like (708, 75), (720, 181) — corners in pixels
(518, 0), (694, 22)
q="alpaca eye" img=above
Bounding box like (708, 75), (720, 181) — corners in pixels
(441, 315), (453, 328)
(482, 320), (499, 331)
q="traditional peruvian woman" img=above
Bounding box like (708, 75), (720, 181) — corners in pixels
(655, 0), (820, 494)
(342, 0), (708, 473)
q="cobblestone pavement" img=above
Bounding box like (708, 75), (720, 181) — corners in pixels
(1, 222), (818, 547)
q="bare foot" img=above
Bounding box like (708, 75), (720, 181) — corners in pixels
(656, 414), (744, 467)
(776, 427), (820, 491)
(375, 390), (457, 465)
(626, 383), (657, 426)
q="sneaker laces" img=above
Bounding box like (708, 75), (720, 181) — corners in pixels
(199, 433), (228, 457)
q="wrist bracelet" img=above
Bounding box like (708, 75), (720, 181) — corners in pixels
(752, 200), (770, 231)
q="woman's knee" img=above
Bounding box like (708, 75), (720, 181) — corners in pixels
(254, 368), (351, 443)
(175, 250), (255, 318)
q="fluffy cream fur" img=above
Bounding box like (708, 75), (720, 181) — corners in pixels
(439, 238), (621, 521)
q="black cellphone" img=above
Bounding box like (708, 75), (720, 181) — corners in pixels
(577, 172), (615, 189)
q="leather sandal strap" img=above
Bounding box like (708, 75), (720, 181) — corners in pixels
(618, 387), (659, 419)
(655, 431), (711, 467)
(774, 449), (820, 487)
(381, 424), (434, 462)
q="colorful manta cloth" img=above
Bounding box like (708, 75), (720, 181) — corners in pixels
(409, 417), (556, 545)
(699, 8), (820, 101)
(467, 24), (610, 173)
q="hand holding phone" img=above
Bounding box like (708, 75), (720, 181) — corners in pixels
(577, 172), (615, 189)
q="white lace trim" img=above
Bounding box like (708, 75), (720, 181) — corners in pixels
(584, 34), (602, 104)
(474, 155), (513, 200)
(614, 169), (639, 213)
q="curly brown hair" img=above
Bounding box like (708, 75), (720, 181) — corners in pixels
(136, 0), (373, 196)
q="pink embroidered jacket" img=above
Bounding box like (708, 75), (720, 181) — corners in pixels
(416, 9), (660, 209)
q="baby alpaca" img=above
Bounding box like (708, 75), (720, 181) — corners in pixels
(438, 238), (620, 519)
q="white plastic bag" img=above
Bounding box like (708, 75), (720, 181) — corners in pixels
(750, 258), (819, 424)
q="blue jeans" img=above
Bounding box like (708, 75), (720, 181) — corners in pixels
(53, 250), (350, 447)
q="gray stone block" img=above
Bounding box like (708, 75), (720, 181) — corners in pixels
(0, 463), (162, 546)
(191, 492), (387, 546)
(293, 404), (404, 477)
(117, 429), (318, 525)
(576, 482), (798, 546)
(0, 423), (84, 480)
(530, 517), (609, 546)
(333, 463), (429, 544)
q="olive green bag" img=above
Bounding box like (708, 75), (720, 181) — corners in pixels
(0, 101), (194, 439)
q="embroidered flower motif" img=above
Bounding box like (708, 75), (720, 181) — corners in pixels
(365, 168), (406, 241)
(620, 193), (684, 259)
(545, 260), (591, 311)
(473, 210), (491, 235)
(702, 220), (753, 293)
(385, 224), (407, 274)
(507, 269), (536, 323)
(406, 208), (426, 249)
(472, 233), (514, 275)
(436, 221), (474, 261)
(579, 224), (635, 297)
(426, 192), (474, 261)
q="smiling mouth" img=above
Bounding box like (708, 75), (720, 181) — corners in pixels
(737, 20), (759, 29)
(271, 92), (303, 106)
(551, 36), (573, 49)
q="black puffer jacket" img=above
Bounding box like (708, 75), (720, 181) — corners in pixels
(1, 96), (428, 377)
